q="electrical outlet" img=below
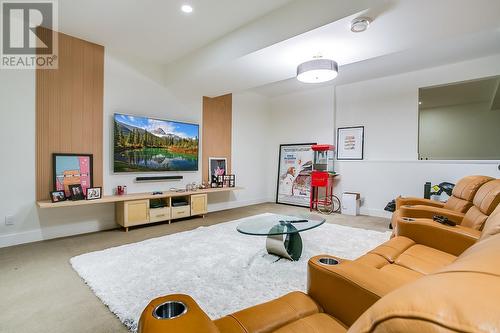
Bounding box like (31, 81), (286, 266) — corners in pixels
(5, 215), (14, 226)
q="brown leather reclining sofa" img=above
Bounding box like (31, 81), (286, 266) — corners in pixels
(391, 175), (494, 233)
(138, 204), (500, 333)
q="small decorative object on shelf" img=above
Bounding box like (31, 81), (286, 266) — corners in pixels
(116, 185), (127, 195)
(185, 182), (197, 192)
(50, 190), (66, 203)
(69, 184), (85, 201)
(86, 187), (102, 200)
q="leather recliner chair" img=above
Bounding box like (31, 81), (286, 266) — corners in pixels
(391, 175), (493, 232)
(138, 205), (500, 333)
(393, 179), (500, 255)
(391, 179), (500, 235)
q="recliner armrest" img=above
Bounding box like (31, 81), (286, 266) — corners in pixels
(138, 294), (219, 333)
(307, 255), (408, 327)
(396, 196), (445, 210)
(396, 218), (480, 256)
(398, 205), (465, 223)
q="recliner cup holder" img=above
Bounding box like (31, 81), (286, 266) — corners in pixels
(402, 217), (415, 222)
(153, 301), (187, 320)
(318, 257), (339, 265)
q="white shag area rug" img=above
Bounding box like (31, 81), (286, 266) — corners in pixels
(71, 213), (390, 331)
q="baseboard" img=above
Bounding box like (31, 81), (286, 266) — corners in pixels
(0, 220), (116, 249)
(359, 207), (392, 219)
(207, 197), (269, 213)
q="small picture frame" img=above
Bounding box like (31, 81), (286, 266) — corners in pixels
(86, 187), (102, 200)
(228, 174), (236, 188)
(217, 175), (224, 188)
(69, 184), (85, 201)
(50, 190), (66, 203)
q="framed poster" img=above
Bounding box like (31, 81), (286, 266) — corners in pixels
(337, 126), (364, 160)
(276, 143), (316, 207)
(53, 153), (93, 197)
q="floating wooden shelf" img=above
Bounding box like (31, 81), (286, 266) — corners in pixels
(37, 187), (242, 209)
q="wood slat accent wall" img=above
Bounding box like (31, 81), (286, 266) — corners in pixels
(202, 94), (232, 183)
(36, 29), (104, 200)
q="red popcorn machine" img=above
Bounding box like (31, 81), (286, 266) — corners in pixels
(310, 144), (340, 214)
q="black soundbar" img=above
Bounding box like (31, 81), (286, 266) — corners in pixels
(135, 176), (183, 182)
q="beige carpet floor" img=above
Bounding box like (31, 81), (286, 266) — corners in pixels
(0, 203), (389, 333)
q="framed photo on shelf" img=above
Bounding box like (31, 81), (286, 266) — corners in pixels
(337, 126), (364, 160)
(276, 143), (316, 208)
(208, 157), (227, 180)
(50, 191), (66, 203)
(53, 153), (93, 197)
(217, 175), (224, 188)
(86, 187), (102, 200)
(69, 184), (85, 201)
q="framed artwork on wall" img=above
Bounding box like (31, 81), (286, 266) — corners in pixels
(337, 126), (364, 160)
(276, 143), (316, 207)
(53, 153), (93, 198)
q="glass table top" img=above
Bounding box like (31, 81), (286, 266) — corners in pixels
(236, 214), (325, 236)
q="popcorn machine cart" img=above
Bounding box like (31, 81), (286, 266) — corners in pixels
(310, 144), (340, 214)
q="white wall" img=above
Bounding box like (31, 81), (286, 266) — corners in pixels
(267, 54), (500, 217)
(0, 52), (271, 248)
(419, 102), (500, 160)
(335, 54), (500, 217)
(268, 86), (335, 199)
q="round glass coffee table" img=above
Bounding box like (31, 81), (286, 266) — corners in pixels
(236, 214), (325, 261)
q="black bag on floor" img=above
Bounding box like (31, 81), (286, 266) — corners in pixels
(384, 199), (396, 213)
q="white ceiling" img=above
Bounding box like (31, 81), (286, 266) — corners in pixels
(58, 0), (293, 64)
(56, 0), (500, 98)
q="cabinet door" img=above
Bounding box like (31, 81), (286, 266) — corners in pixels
(124, 200), (150, 226)
(191, 194), (208, 215)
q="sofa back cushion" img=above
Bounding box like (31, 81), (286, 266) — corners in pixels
(479, 204), (500, 241)
(461, 179), (500, 229)
(348, 233), (500, 333)
(443, 175), (493, 213)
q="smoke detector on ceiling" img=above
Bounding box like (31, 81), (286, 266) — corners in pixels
(350, 17), (372, 33)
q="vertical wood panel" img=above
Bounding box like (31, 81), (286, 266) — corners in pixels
(36, 29), (104, 200)
(202, 94), (232, 183)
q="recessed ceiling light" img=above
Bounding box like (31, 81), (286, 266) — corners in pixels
(419, 101), (422, 105)
(350, 17), (371, 33)
(181, 4), (193, 13)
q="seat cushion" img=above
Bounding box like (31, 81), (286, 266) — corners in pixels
(214, 292), (322, 333)
(356, 237), (456, 276)
(367, 236), (415, 263)
(273, 313), (347, 333)
(395, 244), (456, 275)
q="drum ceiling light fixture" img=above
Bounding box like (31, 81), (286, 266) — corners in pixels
(296, 58), (338, 84)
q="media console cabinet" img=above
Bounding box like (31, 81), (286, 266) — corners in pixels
(37, 187), (242, 231)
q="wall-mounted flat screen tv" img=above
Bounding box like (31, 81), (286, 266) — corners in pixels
(113, 113), (199, 172)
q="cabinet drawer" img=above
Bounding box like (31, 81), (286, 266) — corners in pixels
(149, 207), (171, 223)
(171, 206), (190, 219)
